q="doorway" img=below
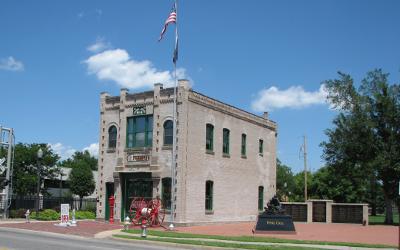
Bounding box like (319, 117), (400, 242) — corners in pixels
(121, 172), (153, 219)
(105, 182), (114, 221)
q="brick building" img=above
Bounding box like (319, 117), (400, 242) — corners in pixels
(96, 80), (277, 224)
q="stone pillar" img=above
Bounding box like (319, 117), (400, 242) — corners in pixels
(306, 201), (313, 223)
(113, 172), (121, 221)
(363, 204), (369, 225)
(326, 200), (333, 223)
(97, 92), (110, 219)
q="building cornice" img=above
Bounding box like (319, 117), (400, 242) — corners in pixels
(188, 91), (277, 131)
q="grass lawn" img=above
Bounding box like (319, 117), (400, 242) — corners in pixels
(118, 229), (395, 249)
(369, 213), (399, 225)
(115, 234), (326, 250)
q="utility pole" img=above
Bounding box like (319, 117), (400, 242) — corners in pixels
(1, 126), (14, 219)
(303, 136), (308, 202)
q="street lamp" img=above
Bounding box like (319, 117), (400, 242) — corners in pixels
(36, 148), (43, 217)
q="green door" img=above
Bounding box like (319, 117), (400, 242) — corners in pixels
(121, 173), (153, 219)
(105, 182), (114, 221)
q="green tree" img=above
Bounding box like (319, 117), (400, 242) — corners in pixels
(60, 150), (97, 170)
(292, 171), (314, 201)
(322, 69), (400, 224)
(0, 143), (59, 196)
(69, 160), (95, 209)
(276, 159), (295, 201)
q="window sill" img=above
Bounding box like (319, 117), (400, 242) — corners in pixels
(125, 147), (152, 152)
(206, 150), (215, 155)
(162, 145), (172, 150)
(222, 153), (230, 158)
(205, 210), (214, 215)
(241, 155), (247, 159)
(106, 148), (116, 153)
(259, 153), (263, 157)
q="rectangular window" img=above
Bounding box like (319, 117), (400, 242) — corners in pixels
(162, 178), (171, 210)
(258, 186), (264, 211)
(222, 128), (230, 155)
(241, 134), (246, 156)
(259, 139), (264, 155)
(206, 124), (214, 151)
(205, 181), (213, 211)
(127, 115), (153, 148)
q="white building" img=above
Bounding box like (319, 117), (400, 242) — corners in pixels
(96, 80), (277, 224)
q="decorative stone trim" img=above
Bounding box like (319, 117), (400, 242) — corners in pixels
(105, 106), (120, 111)
(125, 102), (154, 108)
(189, 91), (276, 131)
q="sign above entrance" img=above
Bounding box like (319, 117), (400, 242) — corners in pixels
(127, 153), (150, 163)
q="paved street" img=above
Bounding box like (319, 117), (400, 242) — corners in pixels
(0, 227), (184, 250)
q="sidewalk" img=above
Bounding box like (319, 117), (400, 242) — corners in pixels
(0, 220), (397, 249)
(175, 222), (398, 246)
(0, 220), (122, 237)
(113, 231), (397, 250)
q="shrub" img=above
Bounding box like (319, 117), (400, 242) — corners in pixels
(73, 210), (95, 220)
(9, 209), (28, 218)
(30, 209), (60, 221)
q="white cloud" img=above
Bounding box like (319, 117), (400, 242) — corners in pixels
(49, 143), (76, 160)
(0, 56), (24, 71)
(251, 84), (328, 112)
(87, 37), (111, 53)
(49, 142), (99, 160)
(84, 48), (187, 89)
(83, 143), (99, 157)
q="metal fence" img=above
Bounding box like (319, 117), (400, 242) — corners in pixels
(1, 194), (96, 214)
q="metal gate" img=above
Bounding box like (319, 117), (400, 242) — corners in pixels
(312, 201), (326, 222)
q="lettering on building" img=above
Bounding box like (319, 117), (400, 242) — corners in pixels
(127, 153), (150, 162)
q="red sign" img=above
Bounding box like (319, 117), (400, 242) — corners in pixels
(62, 215), (69, 223)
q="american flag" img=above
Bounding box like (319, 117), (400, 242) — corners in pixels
(159, 3), (177, 41)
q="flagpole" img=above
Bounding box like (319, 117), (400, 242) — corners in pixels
(169, 0), (178, 230)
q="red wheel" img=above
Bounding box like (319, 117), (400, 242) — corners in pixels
(148, 198), (165, 226)
(129, 197), (147, 225)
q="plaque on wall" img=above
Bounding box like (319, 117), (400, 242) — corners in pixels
(127, 153), (150, 163)
(133, 106), (146, 115)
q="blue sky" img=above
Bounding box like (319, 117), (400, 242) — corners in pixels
(0, 0), (399, 173)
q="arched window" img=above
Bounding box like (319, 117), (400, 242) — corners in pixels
(108, 125), (117, 148)
(205, 180), (214, 211)
(163, 120), (173, 145)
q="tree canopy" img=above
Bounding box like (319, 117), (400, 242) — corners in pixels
(60, 150), (97, 170)
(321, 69), (400, 224)
(0, 143), (59, 195)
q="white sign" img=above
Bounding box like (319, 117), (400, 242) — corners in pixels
(127, 153), (150, 162)
(60, 204), (70, 223)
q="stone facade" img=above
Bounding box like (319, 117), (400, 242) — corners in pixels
(96, 80), (277, 224)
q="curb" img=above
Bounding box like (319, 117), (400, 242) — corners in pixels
(0, 226), (91, 240)
(94, 229), (122, 239)
(111, 233), (398, 250)
(112, 234), (240, 250)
